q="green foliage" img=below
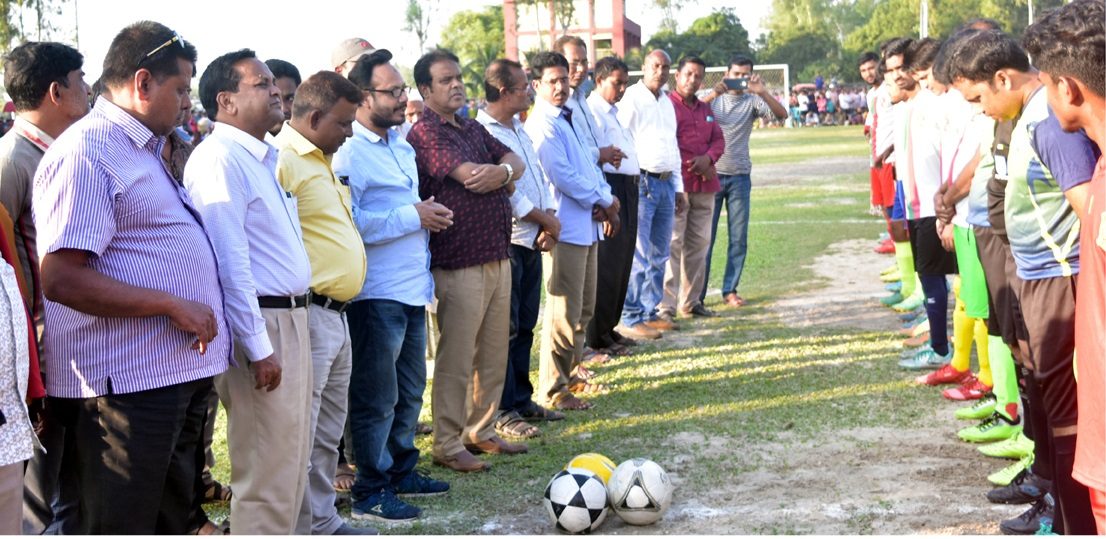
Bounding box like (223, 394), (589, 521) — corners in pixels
(1, 0), (69, 53)
(403, 0), (436, 54)
(439, 5), (505, 100)
(644, 8), (752, 67)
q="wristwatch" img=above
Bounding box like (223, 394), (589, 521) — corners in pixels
(501, 163), (514, 186)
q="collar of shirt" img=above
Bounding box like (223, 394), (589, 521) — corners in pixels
(587, 93), (616, 117)
(12, 117), (55, 152)
(94, 98), (161, 152)
(425, 106), (467, 128)
(213, 121), (276, 164)
(532, 96), (569, 123)
(274, 122), (330, 164)
(476, 108), (523, 132)
(355, 119), (391, 145)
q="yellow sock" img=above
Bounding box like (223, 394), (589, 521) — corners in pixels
(975, 317), (992, 387)
(951, 286), (972, 373)
(894, 242), (916, 298)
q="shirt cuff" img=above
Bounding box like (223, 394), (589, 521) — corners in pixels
(673, 173), (684, 193)
(400, 204), (423, 234)
(239, 329), (274, 362)
(510, 191), (535, 219)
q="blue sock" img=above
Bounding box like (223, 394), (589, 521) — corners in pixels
(918, 273), (949, 355)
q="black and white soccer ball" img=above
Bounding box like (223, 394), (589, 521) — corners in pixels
(607, 458), (674, 525)
(543, 468), (609, 534)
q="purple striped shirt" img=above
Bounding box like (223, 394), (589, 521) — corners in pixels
(32, 99), (231, 398)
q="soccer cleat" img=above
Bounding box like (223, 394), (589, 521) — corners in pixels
(899, 309), (925, 323)
(880, 270), (902, 283)
(898, 346), (952, 370)
(880, 263), (899, 276)
(942, 377), (992, 401)
(874, 239), (896, 254)
(880, 291), (905, 306)
(987, 468), (1049, 505)
(902, 331), (931, 348)
(979, 432), (1035, 459)
(999, 492), (1054, 535)
(915, 363), (972, 386)
(960, 411), (1022, 443)
(885, 281), (903, 293)
(988, 454), (1033, 486)
(892, 292), (925, 312)
(955, 393), (996, 420)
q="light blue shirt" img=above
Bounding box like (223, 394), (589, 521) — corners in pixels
(333, 120), (433, 306)
(476, 109), (556, 248)
(524, 97), (613, 246)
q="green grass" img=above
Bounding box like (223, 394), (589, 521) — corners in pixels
(204, 125), (909, 533)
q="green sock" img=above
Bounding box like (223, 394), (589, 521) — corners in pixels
(894, 241), (916, 298)
(987, 335), (1019, 421)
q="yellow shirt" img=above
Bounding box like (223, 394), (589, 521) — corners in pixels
(275, 124), (367, 302)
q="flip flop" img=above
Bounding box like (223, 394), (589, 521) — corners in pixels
(552, 394), (593, 410)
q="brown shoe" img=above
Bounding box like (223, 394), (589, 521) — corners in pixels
(644, 318), (678, 331)
(433, 449), (490, 472)
(618, 323), (661, 340)
(464, 435), (529, 455)
(723, 293), (746, 307)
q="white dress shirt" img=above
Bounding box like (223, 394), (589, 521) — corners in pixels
(587, 92), (640, 175)
(476, 110), (557, 248)
(617, 81), (683, 192)
(184, 122), (311, 362)
(565, 87), (607, 167)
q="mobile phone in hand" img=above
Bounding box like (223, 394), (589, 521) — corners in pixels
(723, 78), (749, 91)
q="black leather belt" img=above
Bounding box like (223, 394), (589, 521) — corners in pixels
(311, 293), (350, 314)
(605, 172), (640, 185)
(641, 169), (673, 180)
(257, 294), (309, 309)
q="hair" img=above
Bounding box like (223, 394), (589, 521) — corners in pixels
(529, 51), (569, 80)
(729, 54), (754, 70)
(677, 56), (706, 71)
(856, 51), (879, 69)
(1023, 0), (1105, 98)
(2, 42), (84, 111)
(903, 37), (941, 72)
(882, 37), (914, 62)
(933, 30), (977, 86)
(199, 49), (256, 121)
(347, 49), (395, 91)
(553, 34), (587, 56)
(90, 78), (105, 107)
(483, 58), (523, 103)
(593, 56), (629, 82)
(264, 58), (302, 86)
(290, 70), (362, 120)
(945, 30), (1031, 84)
(413, 49), (460, 89)
(100, 21), (197, 89)
(960, 17), (1003, 32)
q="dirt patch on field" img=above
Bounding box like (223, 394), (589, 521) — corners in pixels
(756, 156), (870, 185)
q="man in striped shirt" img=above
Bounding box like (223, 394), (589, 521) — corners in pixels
(32, 22), (230, 534)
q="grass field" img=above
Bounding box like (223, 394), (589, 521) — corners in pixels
(203, 125), (958, 534)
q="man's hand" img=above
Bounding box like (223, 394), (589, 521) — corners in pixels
(675, 192), (688, 215)
(688, 155), (713, 177)
(538, 209), (561, 241)
(592, 204), (608, 222)
(934, 183), (956, 224)
(712, 81), (728, 96)
(873, 155), (884, 168)
(167, 296), (217, 354)
(748, 73), (768, 95)
(28, 397), (46, 437)
(599, 145), (625, 169)
(604, 213), (621, 237)
(535, 230), (557, 252)
(464, 164), (508, 194)
(250, 354), (282, 392)
(415, 196), (454, 232)
(937, 220), (955, 252)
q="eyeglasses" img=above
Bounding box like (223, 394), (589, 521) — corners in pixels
(143, 32), (184, 61)
(366, 85), (409, 99)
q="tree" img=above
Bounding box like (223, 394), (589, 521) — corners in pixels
(652, 0), (695, 33)
(403, 0), (437, 54)
(1, 0), (70, 53)
(439, 5), (505, 99)
(645, 8), (752, 66)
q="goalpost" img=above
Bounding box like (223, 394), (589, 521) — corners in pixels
(626, 63), (793, 127)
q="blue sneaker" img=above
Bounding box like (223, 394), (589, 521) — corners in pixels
(898, 346), (951, 370)
(393, 470), (449, 497)
(885, 281), (902, 293)
(351, 489), (421, 523)
(880, 291), (904, 306)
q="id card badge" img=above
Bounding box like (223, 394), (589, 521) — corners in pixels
(993, 154), (1010, 181)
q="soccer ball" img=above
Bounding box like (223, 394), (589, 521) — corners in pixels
(564, 453), (617, 484)
(543, 468), (609, 534)
(607, 458), (674, 525)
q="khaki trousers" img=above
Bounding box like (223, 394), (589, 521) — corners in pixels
(430, 260), (510, 458)
(217, 307), (312, 535)
(1, 461), (22, 534)
(539, 242), (598, 404)
(661, 191), (716, 314)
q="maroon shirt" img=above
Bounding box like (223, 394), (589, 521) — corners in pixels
(669, 91), (725, 193)
(408, 107), (513, 270)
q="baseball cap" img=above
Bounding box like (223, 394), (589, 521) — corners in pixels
(331, 37), (376, 70)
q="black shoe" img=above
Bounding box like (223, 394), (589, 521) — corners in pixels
(999, 493), (1055, 535)
(682, 304), (717, 318)
(987, 469), (1049, 505)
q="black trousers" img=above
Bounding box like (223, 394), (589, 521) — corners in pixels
(54, 377), (213, 534)
(586, 173), (639, 349)
(21, 406), (80, 534)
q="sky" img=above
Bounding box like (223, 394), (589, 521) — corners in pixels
(55, 0), (773, 82)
